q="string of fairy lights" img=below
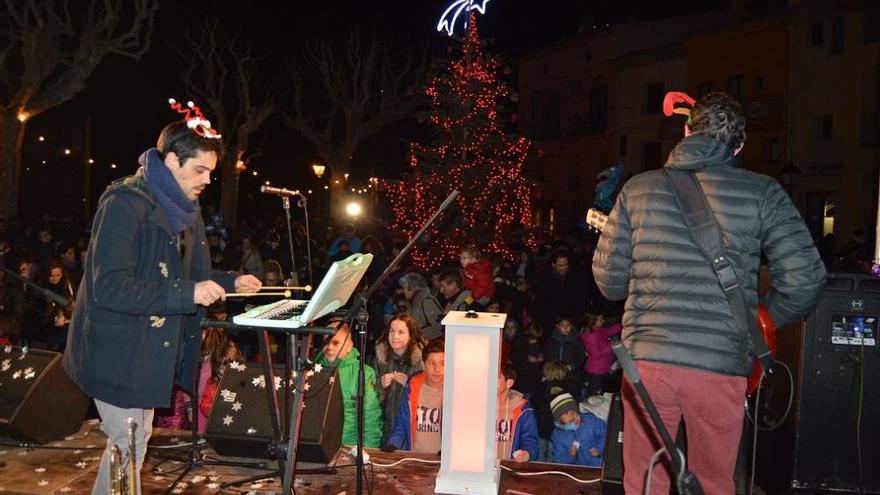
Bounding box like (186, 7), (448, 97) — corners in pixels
(385, 12), (535, 270)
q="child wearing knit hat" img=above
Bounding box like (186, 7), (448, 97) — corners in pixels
(550, 392), (607, 467)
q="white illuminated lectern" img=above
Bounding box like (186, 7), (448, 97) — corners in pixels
(435, 310), (506, 495)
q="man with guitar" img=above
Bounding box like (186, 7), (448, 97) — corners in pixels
(592, 92), (825, 494)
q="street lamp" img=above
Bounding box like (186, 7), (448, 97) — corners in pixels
(345, 201), (362, 219)
(781, 161), (801, 196)
(312, 163), (326, 179)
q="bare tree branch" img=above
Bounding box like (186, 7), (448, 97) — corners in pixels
(285, 30), (426, 177)
(173, 19), (284, 224)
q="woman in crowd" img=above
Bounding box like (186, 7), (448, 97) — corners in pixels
(372, 312), (426, 445)
(398, 272), (443, 340)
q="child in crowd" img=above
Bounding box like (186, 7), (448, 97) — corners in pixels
(496, 362), (539, 462)
(198, 326), (244, 433)
(550, 392), (606, 467)
(582, 306), (623, 397)
(382, 340), (445, 454)
(459, 246), (494, 305)
(533, 359), (582, 449)
(544, 313), (586, 384)
(501, 318), (519, 363)
(372, 312), (426, 445)
(509, 321), (544, 398)
(315, 320), (383, 448)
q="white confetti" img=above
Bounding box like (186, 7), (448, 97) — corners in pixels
(304, 382), (310, 391)
(249, 483), (263, 489)
(85, 444), (96, 448)
(12, 370), (21, 379)
(207, 482), (219, 488)
(37, 480), (48, 486)
(34, 467), (46, 473)
(252, 376), (265, 388)
(73, 450), (83, 454)
(60, 487), (72, 493)
(229, 360), (245, 371)
(76, 462), (87, 468)
(274, 376), (283, 390)
(190, 475), (205, 483)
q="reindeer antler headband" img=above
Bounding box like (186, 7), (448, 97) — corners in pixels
(662, 91), (696, 126)
(168, 98), (222, 139)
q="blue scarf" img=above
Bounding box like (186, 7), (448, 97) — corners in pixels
(139, 148), (200, 234)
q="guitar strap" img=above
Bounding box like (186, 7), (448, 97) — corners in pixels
(662, 168), (774, 377)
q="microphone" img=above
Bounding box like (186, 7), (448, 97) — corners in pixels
(260, 185), (302, 197)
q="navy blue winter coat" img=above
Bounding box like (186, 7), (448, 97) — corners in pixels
(63, 170), (238, 408)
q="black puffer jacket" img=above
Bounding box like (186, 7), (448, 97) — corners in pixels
(592, 135), (825, 377)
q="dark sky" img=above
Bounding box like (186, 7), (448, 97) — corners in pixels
(42, 0), (726, 213)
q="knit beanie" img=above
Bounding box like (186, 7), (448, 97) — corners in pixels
(550, 392), (578, 422)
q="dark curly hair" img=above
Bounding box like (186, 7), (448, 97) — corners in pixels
(689, 92), (746, 151)
(157, 120), (225, 165)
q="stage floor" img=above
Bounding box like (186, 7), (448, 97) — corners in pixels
(0, 421), (602, 494)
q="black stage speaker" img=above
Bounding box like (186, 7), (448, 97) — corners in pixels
(0, 347), (90, 444)
(787, 272), (880, 492)
(204, 363), (343, 464)
(601, 393), (625, 494)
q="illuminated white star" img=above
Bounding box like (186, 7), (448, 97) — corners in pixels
(222, 415), (233, 426)
(252, 376), (265, 388)
(313, 363), (323, 373)
(232, 402), (242, 411)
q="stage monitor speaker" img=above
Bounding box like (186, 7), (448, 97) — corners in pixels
(789, 271), (880, 492)
(601, 393), (625, 495)
(0, 347), (90, 444)
(204, 363), (342, 464)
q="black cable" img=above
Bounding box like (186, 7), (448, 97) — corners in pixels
(857, 338), (865, 492)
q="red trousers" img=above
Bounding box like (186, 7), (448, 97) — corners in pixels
(622, 361), (745, 495)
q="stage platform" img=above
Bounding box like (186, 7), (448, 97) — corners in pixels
(0, 421), (602, 494)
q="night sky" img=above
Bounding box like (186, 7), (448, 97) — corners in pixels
(37, 0), (726, 215)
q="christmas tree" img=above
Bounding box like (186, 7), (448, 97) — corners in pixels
(386, 12), (535, 270)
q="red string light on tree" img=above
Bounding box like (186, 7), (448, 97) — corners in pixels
(385, 12), (535, 270)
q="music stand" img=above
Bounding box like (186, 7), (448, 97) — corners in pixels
(344, 190), (460, 495)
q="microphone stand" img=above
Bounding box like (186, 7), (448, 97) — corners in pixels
(296, 194), (315, 287)
(279, 195), (299, 290)
(609, 336), (704, 495)
(343, 190), (460, 495)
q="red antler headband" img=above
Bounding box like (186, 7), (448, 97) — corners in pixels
(168, 98), (222, 139)
(662, 91), (696, 126)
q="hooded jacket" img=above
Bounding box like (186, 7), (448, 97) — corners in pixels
(372, 341), (423, 444)
(62, 170), (239, 408)
(593, 135), (825, 376)
(316, 345), (383, 448)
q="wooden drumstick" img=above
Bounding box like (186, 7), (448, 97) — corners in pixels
(226, 290), (292, 298)
(260, 285), (312, 292)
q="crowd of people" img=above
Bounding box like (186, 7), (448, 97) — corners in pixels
(0, 198), (620, 469)
(0, 92), (834, 494)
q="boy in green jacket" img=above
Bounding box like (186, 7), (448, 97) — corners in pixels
(315, 321), (383, 448)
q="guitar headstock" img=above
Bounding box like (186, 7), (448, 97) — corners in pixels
(586, 208), (609, 233)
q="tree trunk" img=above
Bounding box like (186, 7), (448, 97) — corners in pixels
(0, 115), (26, 219)
(220, 152), (241, 227)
